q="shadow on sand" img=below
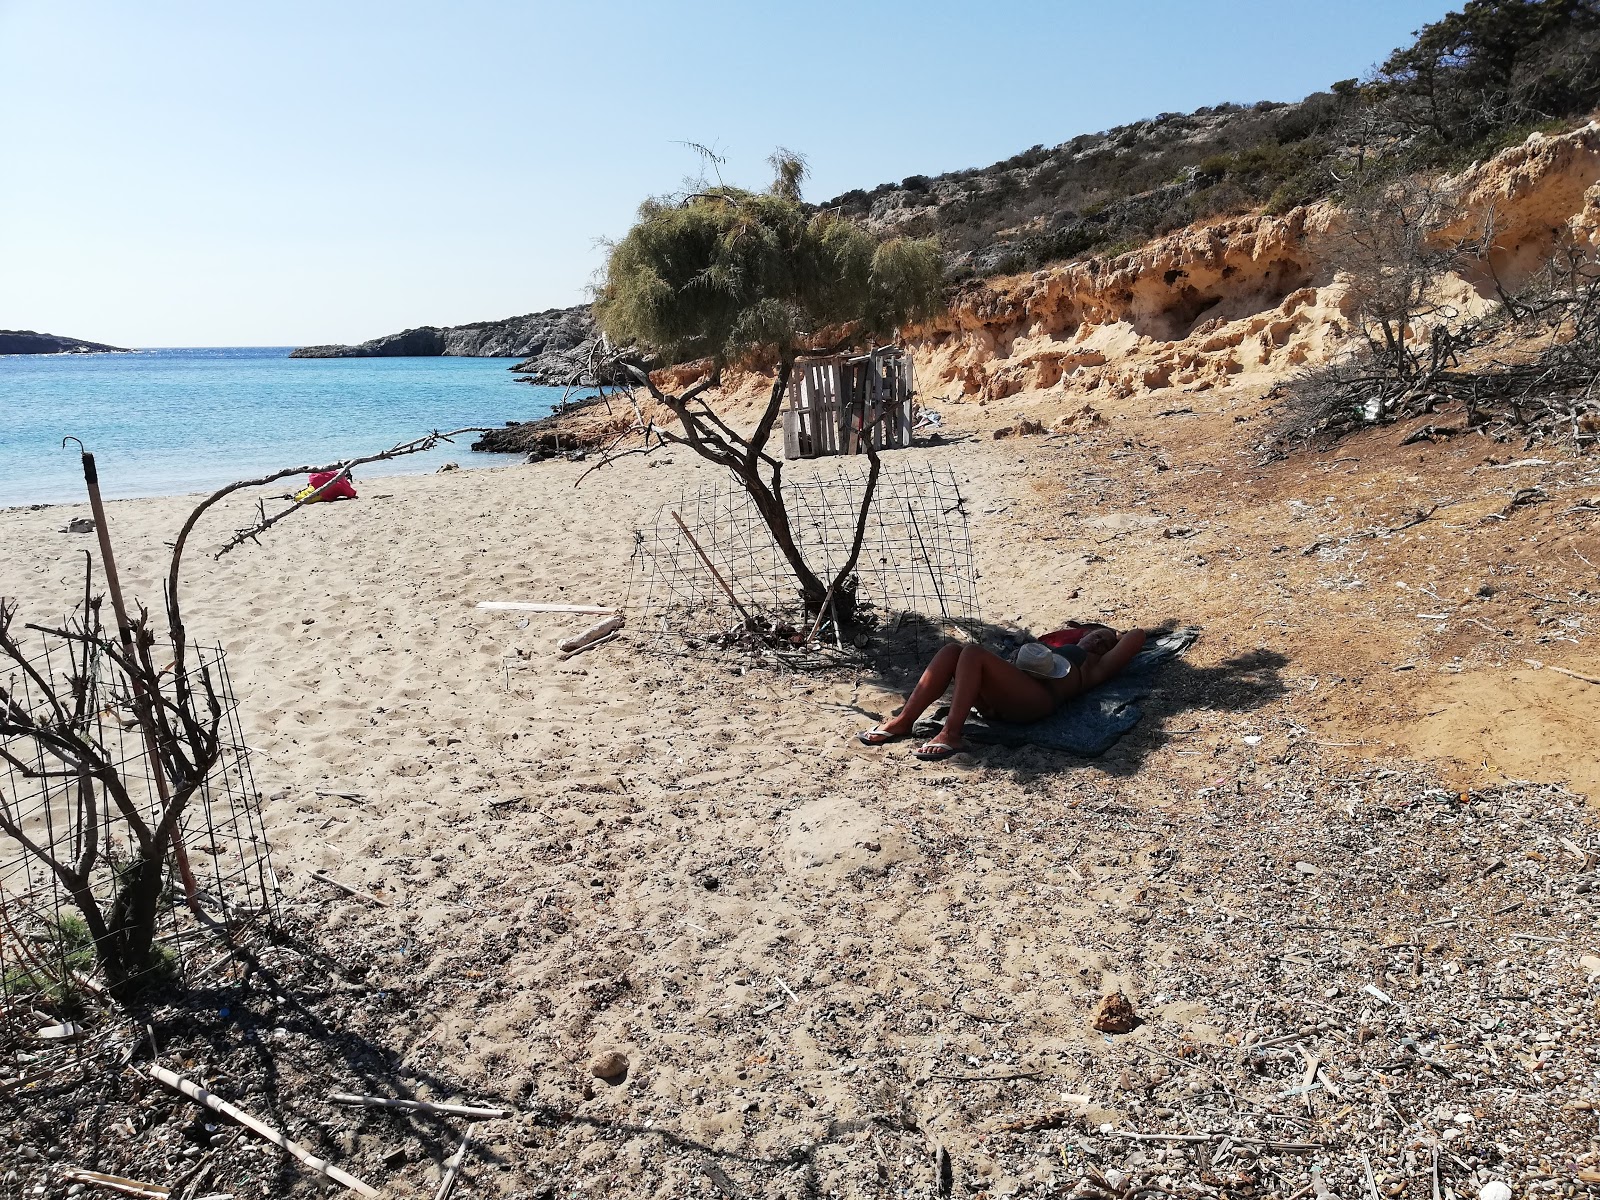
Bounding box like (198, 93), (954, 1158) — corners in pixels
(2, 923), (909, 1199)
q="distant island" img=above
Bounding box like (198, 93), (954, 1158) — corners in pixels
(0, 330), (129, 355)
(290, 304), (601, 384)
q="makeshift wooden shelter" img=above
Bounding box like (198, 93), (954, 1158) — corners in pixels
(782, 347), (915, 460)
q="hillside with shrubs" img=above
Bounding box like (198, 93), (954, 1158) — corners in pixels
(825, 0), (1600, 278)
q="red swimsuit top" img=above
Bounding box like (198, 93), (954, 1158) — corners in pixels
(1039, 627), (1092, 650)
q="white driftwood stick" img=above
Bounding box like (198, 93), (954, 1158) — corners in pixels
(560, 629), (621, 661)
(59, 1168), (170, 1199)
(477, 602), (617, 614)
(149, 1064), (378, 1198)
(558, 614), (625, 654)
(309, 872), (388, 907)
(329, 1092), (510, 1119)
(1522, 658), (1600, 685)
(434, 1123), (475, 1200)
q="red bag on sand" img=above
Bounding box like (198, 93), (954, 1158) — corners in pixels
(303, 471), (357, 501)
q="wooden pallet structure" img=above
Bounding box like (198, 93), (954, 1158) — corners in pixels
(782, 347), (915, 460)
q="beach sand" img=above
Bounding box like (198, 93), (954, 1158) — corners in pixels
(3, 389), (1598, 1196)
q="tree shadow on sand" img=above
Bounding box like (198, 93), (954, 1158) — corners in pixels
(0, 919), (908, 1198)
(855, 611), (1291, 780)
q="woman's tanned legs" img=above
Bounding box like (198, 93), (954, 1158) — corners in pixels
(878, 642), (963, 736)
(933, 645), (1055, 748)
(878, 642), (1057, 747)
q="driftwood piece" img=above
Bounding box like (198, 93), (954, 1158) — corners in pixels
(58, 1168), (169, 1199)
(149, 1064), (378, 1197)
(560, 630), (622, 661)
(434, 1124), (474, 1200)
(329, 1092), (511, 1119)
(477, 602), (617, 615)
(558, 614), (625, 654)
(310, 872), (388, 907)
(1523, 658), (1600, 686)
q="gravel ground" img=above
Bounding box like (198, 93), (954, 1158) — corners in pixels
(5, 754), (1598, 1200)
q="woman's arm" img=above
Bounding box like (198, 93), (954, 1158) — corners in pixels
(1086, 629), (1147, 685)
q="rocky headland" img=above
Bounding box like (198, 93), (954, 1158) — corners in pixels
(289, 304), (602, 384)
(0, 330), (129, 354)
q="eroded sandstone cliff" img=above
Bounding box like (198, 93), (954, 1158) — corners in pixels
(905, 121), (1600, 414)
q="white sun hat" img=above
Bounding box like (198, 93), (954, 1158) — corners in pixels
(1015, 642), (1072, 679)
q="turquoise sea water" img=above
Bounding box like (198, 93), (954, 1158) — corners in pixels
(0, 347), (567, 508)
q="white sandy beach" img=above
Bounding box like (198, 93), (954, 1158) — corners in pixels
(4, 385), (1598, 1194)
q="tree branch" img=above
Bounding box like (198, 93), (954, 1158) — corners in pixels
(165, 426), (489, 651)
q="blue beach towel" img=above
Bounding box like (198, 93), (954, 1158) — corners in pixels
(912, 627), (1198, 756)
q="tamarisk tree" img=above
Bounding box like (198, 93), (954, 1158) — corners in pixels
(594, 150), (943, 616)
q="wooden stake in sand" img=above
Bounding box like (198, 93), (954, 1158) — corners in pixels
(149, 1064), (379, 1197)
(329, 1092), (510, 1119)
(671, 511), (755, 627)
(74, 443), (205, 911)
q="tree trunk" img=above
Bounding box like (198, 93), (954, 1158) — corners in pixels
(103, 853), (165, 992)
(740, 466), (829, 611)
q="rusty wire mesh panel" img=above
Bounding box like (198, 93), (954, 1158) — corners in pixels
(629, 460), (979, 636)
(0, 634), (278, 1001)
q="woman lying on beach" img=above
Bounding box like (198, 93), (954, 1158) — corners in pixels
(859, 623), (1148, 761)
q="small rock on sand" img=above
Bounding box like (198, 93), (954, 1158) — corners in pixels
(589, 1050), (629, 1081)
(1091, 991), (1139, 1034)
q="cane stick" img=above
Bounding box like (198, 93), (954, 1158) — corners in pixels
(73, 443), (204, 911)
(671, 511), (755, 627)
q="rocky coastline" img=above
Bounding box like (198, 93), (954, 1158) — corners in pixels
(0, 330), (128, 354)
(289, 304), (603, 379)
(470, 395), (617, 458)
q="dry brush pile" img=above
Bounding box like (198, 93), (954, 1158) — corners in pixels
(1274, 180), (1600, 455)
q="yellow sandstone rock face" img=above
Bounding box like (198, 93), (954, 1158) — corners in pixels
(907, 122), (1600, 409)
(1437, 121), (1600, 275)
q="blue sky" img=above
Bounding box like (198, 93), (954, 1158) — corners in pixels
(0, 0), (1456, 347)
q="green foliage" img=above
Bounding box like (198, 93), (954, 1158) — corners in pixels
(1374, 0), (1600, 148)
(2, 913), (95, 1008)
(597, 153), (943, 366)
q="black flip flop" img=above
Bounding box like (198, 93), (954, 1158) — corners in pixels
(914, 740), (965, 761)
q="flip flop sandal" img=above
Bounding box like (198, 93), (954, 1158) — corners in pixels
(858, 727), (907, 746)
(914, 740), (965, 761)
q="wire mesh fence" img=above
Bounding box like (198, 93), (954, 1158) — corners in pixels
(630, 460), (980, 638)
(1, 633), (278, 1003)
